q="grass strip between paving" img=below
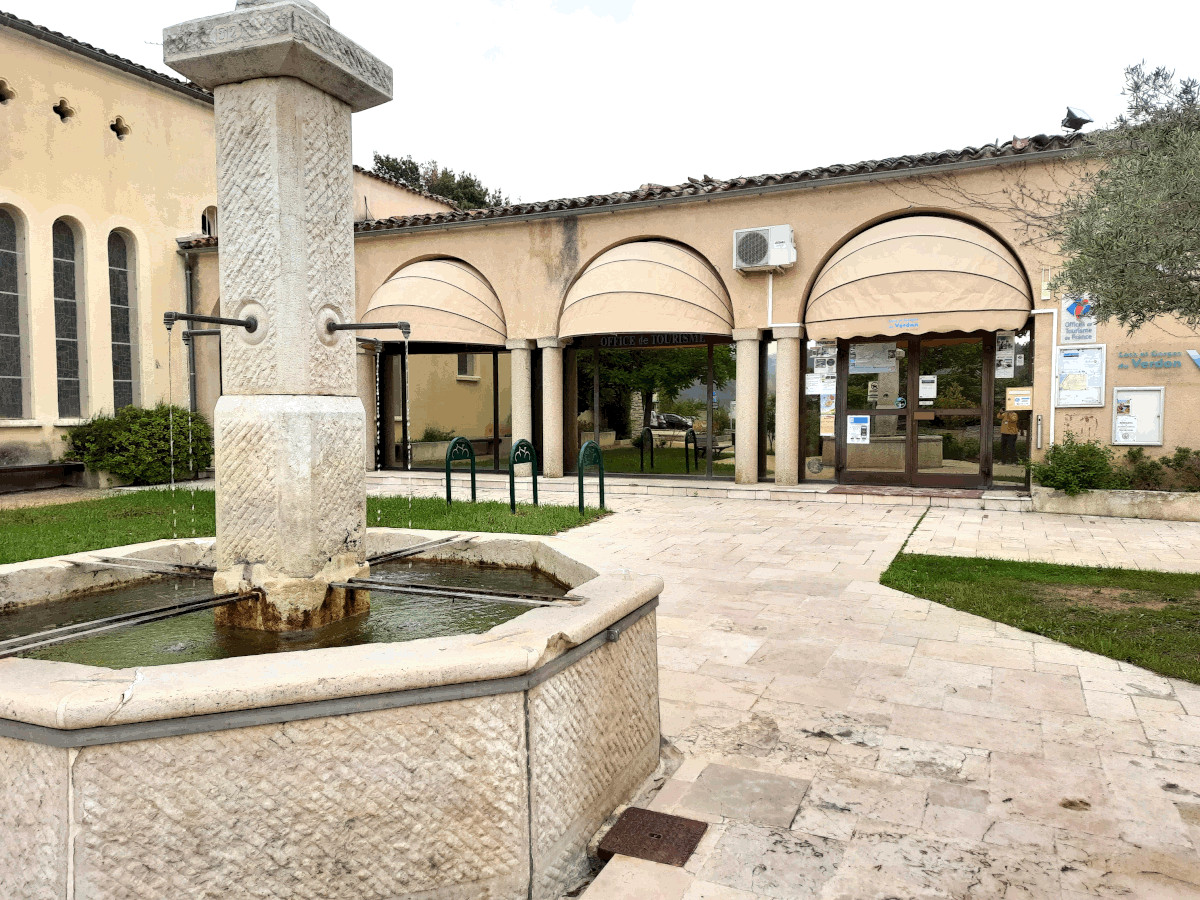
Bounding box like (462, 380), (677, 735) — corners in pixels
(882, 552), (1200, 684)
(0, 490), (606, 565)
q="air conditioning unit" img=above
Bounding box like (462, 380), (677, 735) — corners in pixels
(733, 225), (796, 272)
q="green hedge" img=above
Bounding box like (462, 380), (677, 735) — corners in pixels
(64, 405), (213, 485)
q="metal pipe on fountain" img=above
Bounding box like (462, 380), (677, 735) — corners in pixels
(164, 311), (258, 333)
(326, 320), (411, 336)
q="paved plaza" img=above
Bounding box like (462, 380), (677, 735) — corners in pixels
(369, 475), (1200, 898)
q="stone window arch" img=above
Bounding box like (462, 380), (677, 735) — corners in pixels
(201, 205), (218, 237)
(52, 218), (86, 418)
(0, 206), (28, 418)
(108, 230), (137, 409)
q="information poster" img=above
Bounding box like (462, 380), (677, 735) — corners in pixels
(918, 375), (937, 400)
(1005, 387), (1033, 410)
(820, 394), (836, 415)
(1056, 345), (1105, 407)
(1115, 415), (1138, 443)
(806, 373), (836, 395)
(995, 332), (1016, 379)
(847, 415), (871, 444)
(848, 343), (897, 374)
(820, 415), (835, 437)
(867, 381), (879, 403)
(1062, 296), (1098, 344)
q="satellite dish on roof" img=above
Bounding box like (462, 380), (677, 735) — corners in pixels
(1062, 107), (1093, 132)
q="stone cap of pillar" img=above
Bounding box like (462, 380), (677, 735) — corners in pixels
(537, 337), (572, 349)
(732, 328), (764, 341)
(164, 0), (392, 112)
(505, 339), (537, 351)
(772, 325), (804, 340)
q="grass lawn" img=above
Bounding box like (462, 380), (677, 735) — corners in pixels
(881, 552), (1200, 684)
(601, 446), (734, 475)
(0, 489), (606, 565)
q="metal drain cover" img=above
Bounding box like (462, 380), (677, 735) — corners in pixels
(597, 807), (708, 867)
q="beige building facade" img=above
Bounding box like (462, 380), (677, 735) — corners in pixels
(179, 132), (1200, 489)
(0, 11), (451, 464)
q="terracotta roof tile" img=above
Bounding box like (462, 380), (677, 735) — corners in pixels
(178, 133), (1084, 251)
(0, 9), (212, 102)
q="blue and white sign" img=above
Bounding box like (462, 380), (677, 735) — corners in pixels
(1062, 296), (1097, 343)
(847, 415), (871, 444)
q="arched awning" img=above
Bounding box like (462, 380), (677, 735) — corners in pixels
(805, 216), (1032, 340)
(560, 241), (733, 338)
(363, 258), (506, 345)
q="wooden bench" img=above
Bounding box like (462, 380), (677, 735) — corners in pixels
(0, 462), (86, 494)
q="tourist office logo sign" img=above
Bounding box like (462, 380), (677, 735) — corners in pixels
(1061, 296), (1097, 343)
(592, 333), (708, 348)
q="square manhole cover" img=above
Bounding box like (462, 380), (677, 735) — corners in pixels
(597, 807), (708, 867)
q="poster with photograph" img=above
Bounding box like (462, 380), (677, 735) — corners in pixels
(820, 394), (836, 415)
(995, 332), (1016, 379)
(847, 415), (871, 444)
(1056, 345), (1105, 407)
(848, 343), (897, 374)
(806, 373), (836, 395)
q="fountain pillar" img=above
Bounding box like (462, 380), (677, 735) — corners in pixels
(164, 1), (393, 630)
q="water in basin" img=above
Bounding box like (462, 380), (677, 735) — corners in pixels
(3, 560), (568, 668)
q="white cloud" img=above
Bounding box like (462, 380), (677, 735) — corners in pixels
(10, 0), (1199, 201)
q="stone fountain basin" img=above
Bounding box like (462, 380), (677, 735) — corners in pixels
(0, 531), (662, 900)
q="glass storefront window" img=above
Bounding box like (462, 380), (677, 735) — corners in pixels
(803, 339), (836, 481)
(993, 326), (1034, 487)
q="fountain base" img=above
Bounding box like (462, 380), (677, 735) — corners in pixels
(213, 557), (369, 632)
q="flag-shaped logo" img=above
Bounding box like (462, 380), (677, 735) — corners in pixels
(1188, 350), (1200, 370)
(1066, 297), (1093, 319)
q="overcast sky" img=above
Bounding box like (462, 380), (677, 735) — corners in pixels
(11, 0), (1198, 202)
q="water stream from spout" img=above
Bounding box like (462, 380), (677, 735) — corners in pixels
(167, 330), (178, 595)
(403, 333), (412, 530)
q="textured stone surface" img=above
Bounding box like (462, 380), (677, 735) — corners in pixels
(529, 612), (660, 899)
(164, 1), (392, 111)
(0, 737), (68, 900)
(214, 77), (356, 398)
(72, 697), (529, 900)
(214, 395), (365, 594)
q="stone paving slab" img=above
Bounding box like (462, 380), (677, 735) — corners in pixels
(359, 478), (1200, 897)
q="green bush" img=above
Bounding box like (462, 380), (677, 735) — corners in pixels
(1031, 433), (1124, 495)
(418, 426), (456, 442)
(1122, 447), (1168, 490)
(1162, 447), (1200, 491)
(63, 405), (212, 485)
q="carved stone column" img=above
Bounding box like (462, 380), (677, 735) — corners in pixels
(165, 1), (392, 630)
(538, 337), (567, 478)
(733, 328), (762, 485)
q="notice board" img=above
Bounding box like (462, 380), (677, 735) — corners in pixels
(1056, 344), (1105, 408)
(1112, 386), (1164, 446)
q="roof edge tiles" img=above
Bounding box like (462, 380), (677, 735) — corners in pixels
(0, 9), (213, 103)
(351, 165), (459, 211)
(178, 132), (1085, 251)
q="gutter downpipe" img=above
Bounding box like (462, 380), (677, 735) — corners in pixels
(1029, 306), (1058, 448)
(183, 253), (198, 413)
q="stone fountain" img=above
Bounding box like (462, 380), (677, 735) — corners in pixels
(0, 4), (662, 898)
(164, 0), (392, 631)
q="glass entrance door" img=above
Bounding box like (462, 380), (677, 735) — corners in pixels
(835, 334), (995, 488)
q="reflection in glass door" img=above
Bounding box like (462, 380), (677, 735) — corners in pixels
(835, 334), (997, 488)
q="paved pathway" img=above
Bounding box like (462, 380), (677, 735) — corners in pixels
(541, 495), (1200, 899)
(366, 477), (1200, 897)
(908, 506), (1200, 573)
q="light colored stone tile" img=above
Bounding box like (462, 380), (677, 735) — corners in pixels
(1084, 690), (1139, 721)
(681, 880), (761, 900)
(914, 638), (1033, 670)
(991, 668), (1087, 715)
(660, 671), (767, 711)
(679, 764), (810, 828)
(888, 704), (1042, 755)
(587, 856), (693, 899)
(697, 822), (844, 899)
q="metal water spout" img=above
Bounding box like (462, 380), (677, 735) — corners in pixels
(164, 1), (393, 630)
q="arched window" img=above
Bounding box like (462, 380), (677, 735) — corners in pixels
(108, 231), (136, 409)
(0, 208), (25, 418)
(52, 219), (84, 418)
(201, 206), (218, 237)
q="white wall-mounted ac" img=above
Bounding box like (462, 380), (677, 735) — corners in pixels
(733, 225), (796, 272)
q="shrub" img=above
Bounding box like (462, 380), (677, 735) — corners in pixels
(1031, 433), (1123, 495)
(418, 426), (455, 442)
(1122, 447), (1168, 490)
(64, 405), (213, 485)
(1162, 447), (1200, 492)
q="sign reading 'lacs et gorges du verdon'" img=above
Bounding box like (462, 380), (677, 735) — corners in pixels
(1117, 350), (1186, 370)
